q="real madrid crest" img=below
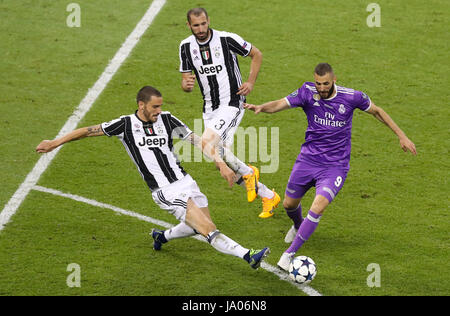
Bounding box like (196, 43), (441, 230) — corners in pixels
(313, 94), (320, 101)
(339, 104), (346, 114)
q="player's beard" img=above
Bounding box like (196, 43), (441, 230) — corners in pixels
(143, 108), (159, 123)
(193, 27), (211, 42)
(320, 84), (335, 99)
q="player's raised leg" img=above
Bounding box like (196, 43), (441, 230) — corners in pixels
(277, 194), (328, 271)
(288, 194), (328, 253)
(202, 127), (279, 215)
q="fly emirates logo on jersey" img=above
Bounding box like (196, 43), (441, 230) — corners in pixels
(313, 111), (347, 128)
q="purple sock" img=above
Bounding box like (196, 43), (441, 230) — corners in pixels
(285, 204), (303, 229)
(286, 210), (321, 253)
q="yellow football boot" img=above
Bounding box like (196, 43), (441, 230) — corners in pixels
(259, 190), (280, 218)
(242, 165), (260, 202)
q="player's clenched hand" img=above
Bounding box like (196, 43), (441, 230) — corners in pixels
(36, 140), (56, 153)
(243, 103), (262, 114)
(182, 74), (196, 92)
(237, 82), (254, 96)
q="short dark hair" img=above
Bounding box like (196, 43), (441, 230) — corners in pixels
(136, 86), (162, 104)
(187, 7), (208, 23)
(314, 63), (334, 76)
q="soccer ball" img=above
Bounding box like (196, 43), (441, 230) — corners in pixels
(288, 256), (317, 284)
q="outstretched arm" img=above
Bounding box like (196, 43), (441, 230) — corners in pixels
(244, 98), (290, 114)
(36, 125), (105, 153)
(366, 102), (417, 155)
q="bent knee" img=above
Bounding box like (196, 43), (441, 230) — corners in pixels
(283, 197), (301, 210)
(310, 194), (330, 215)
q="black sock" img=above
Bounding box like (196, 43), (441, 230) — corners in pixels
(243, 250), (251, 263)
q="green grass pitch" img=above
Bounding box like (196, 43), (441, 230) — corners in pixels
(0, 0), (449, 296)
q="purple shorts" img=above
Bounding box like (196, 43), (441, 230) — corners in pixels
(285, 159), (349, 203)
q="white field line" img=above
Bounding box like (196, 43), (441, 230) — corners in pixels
(0, 0), (166, 232)
(32, 185), (323, 297)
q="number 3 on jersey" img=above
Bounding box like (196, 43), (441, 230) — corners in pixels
(215, 119), (226, 130)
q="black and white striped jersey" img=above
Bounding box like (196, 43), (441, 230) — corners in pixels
(179, 29), (252, 114)
(101, 111), (192, 191)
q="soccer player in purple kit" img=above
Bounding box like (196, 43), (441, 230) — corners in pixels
(244, 63), (417, 271)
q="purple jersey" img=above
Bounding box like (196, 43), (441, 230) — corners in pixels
(285, 82), (371, 167)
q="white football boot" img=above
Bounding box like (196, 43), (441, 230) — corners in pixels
(277, 252), (295, 272)
(284, 225), (298, 243)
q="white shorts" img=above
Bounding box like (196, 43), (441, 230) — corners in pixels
(203, 105), (245, 148)
(151, 175), (208, 222)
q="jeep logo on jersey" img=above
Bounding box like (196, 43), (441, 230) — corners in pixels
(137, 136), (167, 148)
(198, 64), (223, 75)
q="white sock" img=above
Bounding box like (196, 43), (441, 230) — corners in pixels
(257, 182), (274, 199)
(236, 171), (274, 199)
(164, 222), (197, 241)
(207, 230), (249, 259)
(221, 147), (252, 175)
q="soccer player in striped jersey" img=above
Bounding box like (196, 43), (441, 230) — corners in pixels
(36, 86), (270, 270)
(179, 7), (280, 218)
(244, 63), (416, 271)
